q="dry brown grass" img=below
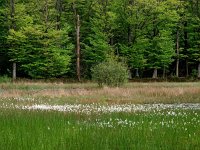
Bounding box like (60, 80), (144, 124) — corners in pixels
(0, 82), (200, 104)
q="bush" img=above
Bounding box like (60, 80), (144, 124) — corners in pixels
(91, 60), (128, 87)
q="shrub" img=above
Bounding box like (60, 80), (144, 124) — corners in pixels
(91, 60), (128, 87)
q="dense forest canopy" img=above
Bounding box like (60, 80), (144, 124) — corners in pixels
(0, 0), (200, 79)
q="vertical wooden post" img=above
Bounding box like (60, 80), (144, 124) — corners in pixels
(76, 14), (81, 82)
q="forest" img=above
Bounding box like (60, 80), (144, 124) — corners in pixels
(0, 0), (200, 80)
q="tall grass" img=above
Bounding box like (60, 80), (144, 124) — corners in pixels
(0, 82), (200, 104)
(0, 109), (199, 150)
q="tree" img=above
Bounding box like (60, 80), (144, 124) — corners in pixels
(20, 27), (72, 78)
(82, 0), (113, 77)
(0, 0), (9, 75)
(111, 0), (149, 77)
(142, 0), (178, 78)
(7, 0), (73, 78)
(9, 0), (17, 80)
(119, 37), (148, 77)
(2, 0), (200, 79)
(76, 14), (81, 81)
(187, 0), (200, 77)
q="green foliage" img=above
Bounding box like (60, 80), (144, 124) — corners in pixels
(91, 59), (128, 87)
(191, 69), (198, 78)
(120, 37), (149, 69)
(1, 0), (200, 79)
(147, 30), (175, 69)
(21, 27), (72, 79)
(0, 0), (8, 58)
(83, 20), (111, 76)
(82, 2), (113, 77)
(0, 75), (11, 83)
(187, 3), (200, 64)
(6, 1), (73, 79)
(7, 26), (73, 79)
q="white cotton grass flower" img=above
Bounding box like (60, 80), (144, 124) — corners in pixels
(1, 103), (200, 114)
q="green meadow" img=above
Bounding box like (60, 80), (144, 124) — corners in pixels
(0, 82), (200, 150)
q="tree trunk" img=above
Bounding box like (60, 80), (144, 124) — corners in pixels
(152, 68), (158, 79)
(76, 14), (81, 82)
(198, 63), (200, 78)
(44, 0), (48, 32)
(135, 68), (139, 78)
(110, 37), (114, 46)
(128, 26), (132, 45)
(176, 30), (179, 77)
(186, 59), (189, 77)
(184, 21), (189, 77)
(12, 62), (16, 81)
(163, 66), (165, 78)
(128, 69), (132, 79)
(10, 0), (17, 81)
(128, 0), (134, 45)
(56, 0), (62, 30)
(10, 0), (16, 30)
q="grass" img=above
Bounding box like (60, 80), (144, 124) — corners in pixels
(0, 82), (200, 149)
(0, 82), (200, 105)
(0, 109), (200, 150)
